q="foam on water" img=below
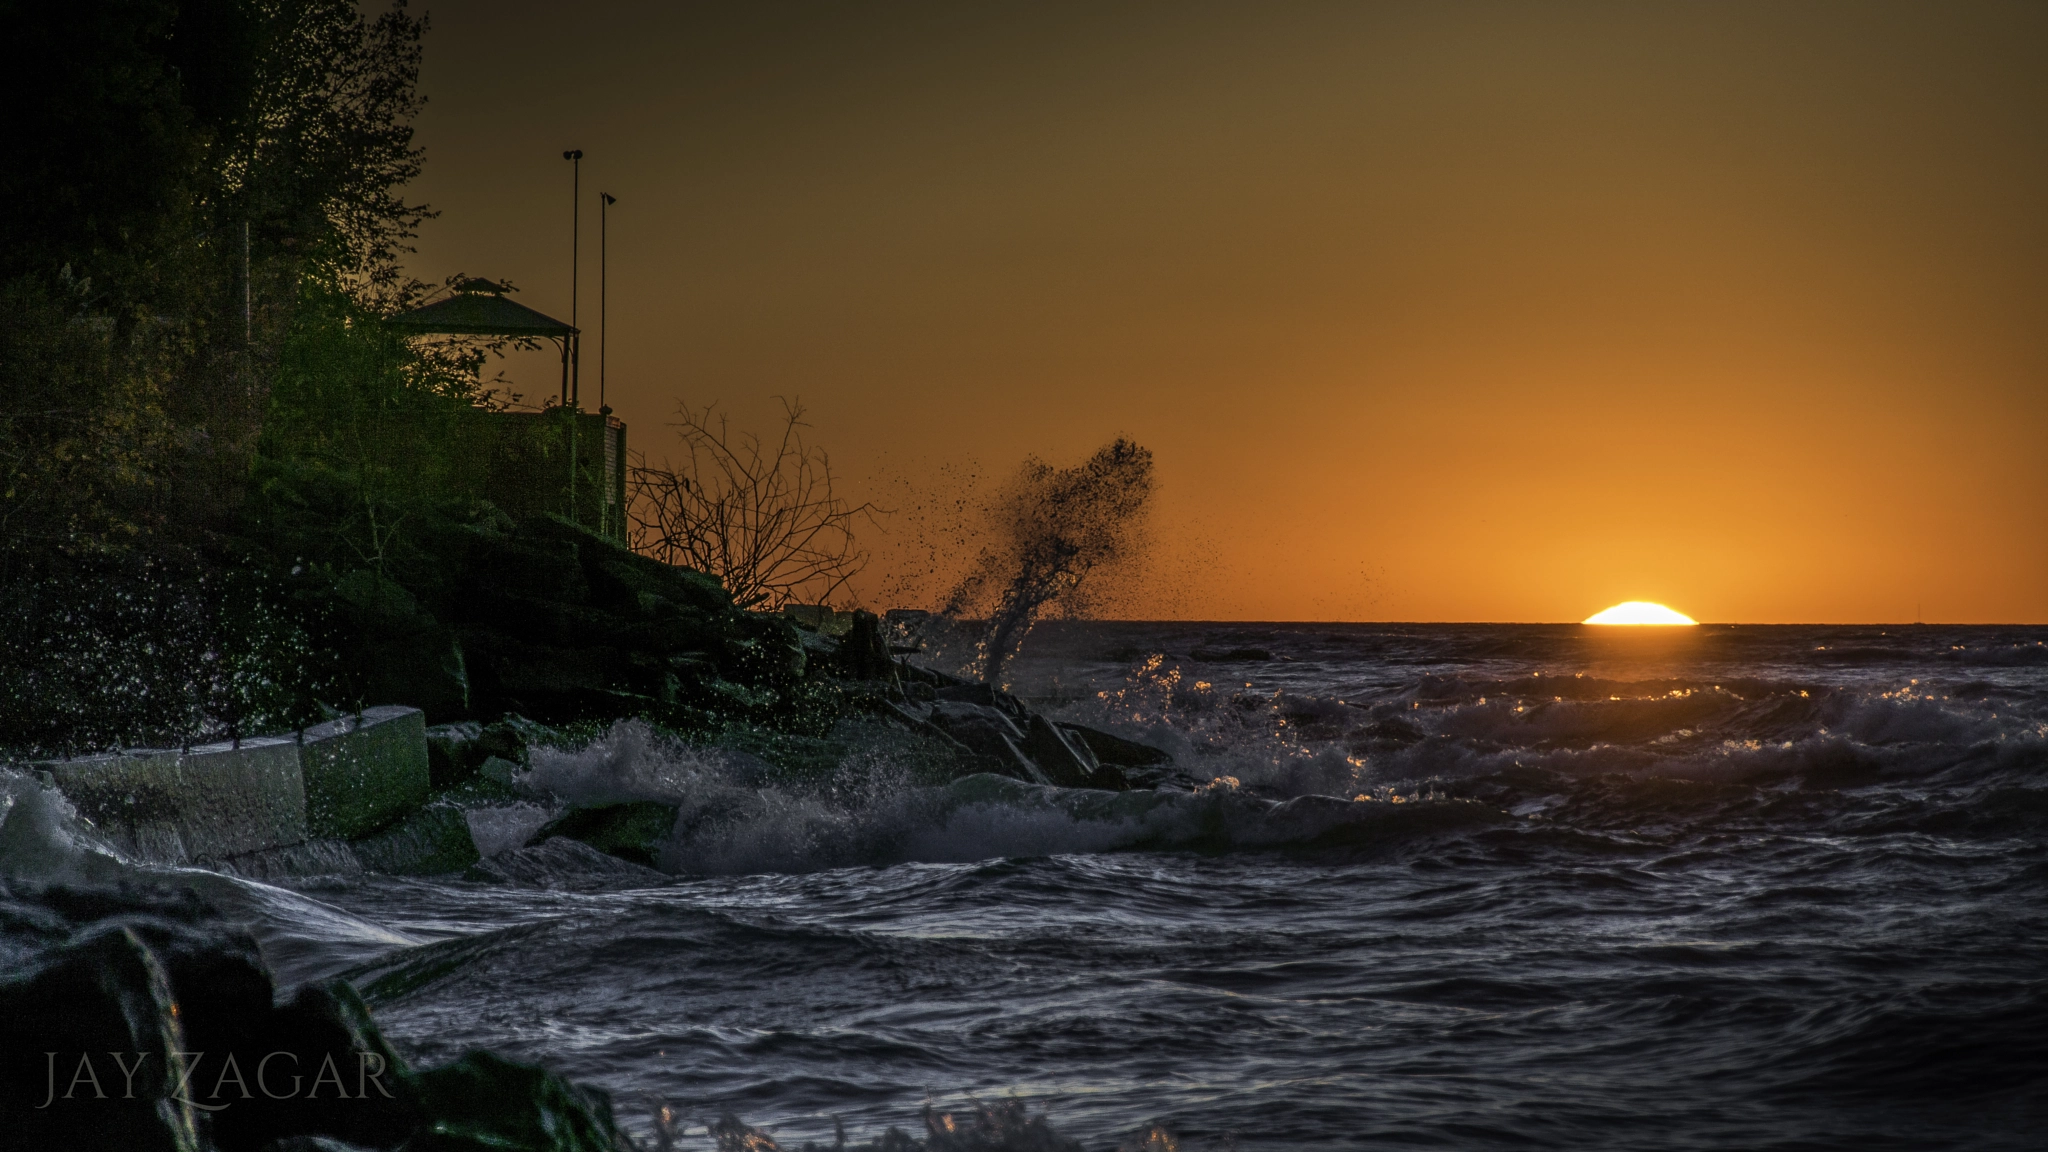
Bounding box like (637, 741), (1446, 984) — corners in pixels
(508, 721), (1500, 877)
(0, 767), (134, 884)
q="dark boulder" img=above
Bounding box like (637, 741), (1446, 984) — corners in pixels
(424, 722), (485, 789)
(1021, 714), (1115, 790)
(0, 914), (420, 1151)
(531, 802), (678, 868)
(0, 886), (629, 1151)
(933, 681), (1031, 720)
(351, 804), (481, 876)
(330, 570), (471, 722)
(0, 925), (199, 1151)
(1058, 723), (1174, 768)
(325, 512), (818, 734)
(423, 720), (532, 790)
(828, 610), (894, 680)
(406, 1050), (624, 1152)
(925, 701), (1048, 785)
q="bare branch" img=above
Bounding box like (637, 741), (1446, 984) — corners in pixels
(627, 398), (881, 610)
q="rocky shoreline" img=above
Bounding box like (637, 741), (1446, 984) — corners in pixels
(19, 514), (1180, 883)
(1, 508), (1195, 1151)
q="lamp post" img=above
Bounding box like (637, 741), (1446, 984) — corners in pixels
(600, 192), (620, 537)
(563, 148), (583, 408)
(600, 192), (616, 415)
(563, 149), (586, 529)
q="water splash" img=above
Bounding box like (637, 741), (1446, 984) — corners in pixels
(941, 440), (1153, 683)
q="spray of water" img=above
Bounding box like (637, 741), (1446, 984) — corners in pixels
(942, 439), (1153, 684)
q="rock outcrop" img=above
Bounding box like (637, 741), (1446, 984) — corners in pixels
(330, 512), (820, 735)
(0, 886), (627, 1151)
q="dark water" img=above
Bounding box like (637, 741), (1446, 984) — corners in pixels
(8, 623), (2048, 1148)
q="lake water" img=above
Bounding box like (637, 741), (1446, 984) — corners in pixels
(7, 622), (2046, 1149)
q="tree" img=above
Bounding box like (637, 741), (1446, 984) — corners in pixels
(0, 0), (436, 572)
(224, 0), (432, 304)
(628, 399), (878, 609)
(943, 438), (1154, 683)
(0, 0), (446, 753)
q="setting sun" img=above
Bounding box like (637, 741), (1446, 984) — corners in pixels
(1583, 601), (1699, 626)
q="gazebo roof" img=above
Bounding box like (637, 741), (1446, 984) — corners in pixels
(386, 279), (577, 337)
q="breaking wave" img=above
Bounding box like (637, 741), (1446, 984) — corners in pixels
(514, 722), (1501, 876)
(483, 640), (2048, 879)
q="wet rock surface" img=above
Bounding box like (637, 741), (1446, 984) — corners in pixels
(350, 804), (482, 877)
(0, 884), (628, 1152)
(528, 802), (677, 869)
(462, 837), (668, 890)
(886, 690), (1141, 792)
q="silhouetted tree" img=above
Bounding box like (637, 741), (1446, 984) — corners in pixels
(628, 399), (879, 609)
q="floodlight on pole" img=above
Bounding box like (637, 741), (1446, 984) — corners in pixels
(601, 192), (616, 415)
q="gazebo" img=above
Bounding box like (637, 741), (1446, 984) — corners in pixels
(387, 278), (626, 541)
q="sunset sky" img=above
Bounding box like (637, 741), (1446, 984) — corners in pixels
(403, 1), (2047, 623)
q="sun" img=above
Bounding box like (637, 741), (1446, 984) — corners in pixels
(1583, 601), (1698, 626)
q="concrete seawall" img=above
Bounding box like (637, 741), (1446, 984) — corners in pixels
(32, 706), (438, 869)
(300, 706), (432, 839)
(44, 738), (308, 863)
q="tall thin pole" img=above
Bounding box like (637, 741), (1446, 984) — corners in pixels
(600, 192), (620, 538)
(242, 221), (251, 347)
(563, 149), (583, 408)
(563, 149), (585, 529)
(600, 192), (615, 414)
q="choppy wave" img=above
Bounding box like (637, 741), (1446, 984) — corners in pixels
(1039, 648), (2048, 837)
(481, 631), (2048, 881)
(513, 722), (1503, 877)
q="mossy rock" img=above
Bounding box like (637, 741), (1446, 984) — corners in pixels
(468, 534), (590, 604)
(409, 1050), (627, 1152)
(351, 802), (480, 875)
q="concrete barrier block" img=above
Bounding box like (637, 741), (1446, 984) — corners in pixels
(43, 738), (308, 864)
(300, 706), (432, 839)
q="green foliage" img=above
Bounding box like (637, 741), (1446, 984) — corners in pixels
(0, 0), (448, 753)
(0, 0), (216, 312)
(245, 275), (489, 580)
(0, 0), (438, 571)
(0, 279), (179, 574)
(226, 0), (432, 303)
(0, 0), (851, 756)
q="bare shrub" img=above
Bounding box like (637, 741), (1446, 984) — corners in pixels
(943, 438), (1154, 683)
(628, 398), (878, 609)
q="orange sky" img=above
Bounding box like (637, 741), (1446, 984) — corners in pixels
(403, 1), (2048, 623)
